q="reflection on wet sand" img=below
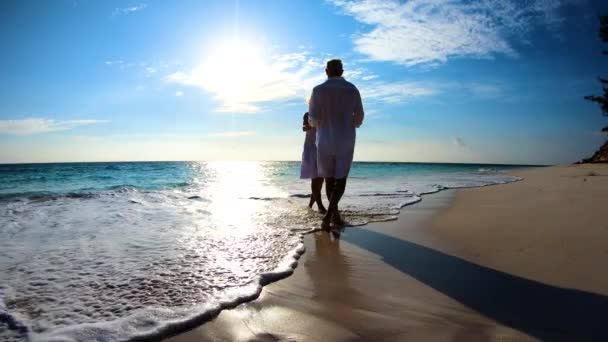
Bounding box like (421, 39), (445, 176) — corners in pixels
(308, 232), (357, 304)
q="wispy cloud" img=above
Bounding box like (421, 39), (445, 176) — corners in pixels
(467, 82), (505, 99)
(361, 81), (436, 103)
(0, 118), (109, 135)
(175, 91), (184, 97)
(214, 103), (261, 113)
(330, 0), (575, 67)
(112, 4), (147, 16)
(104, 60), (178, 79)
(166, 50), (326, 113)
(167, 49), (437, 112)
(104, 60), (123, 66)
(208, 131), (256, 138)
(364, 109), (389, 120)
(104, 60), (135, 70)
(361, 74), (379, 81)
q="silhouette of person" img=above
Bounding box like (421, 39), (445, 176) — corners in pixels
(308, 59), (364, 230)
(300, 112), (326, 214)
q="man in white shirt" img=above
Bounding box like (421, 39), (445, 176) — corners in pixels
(308, 59), (364, 229)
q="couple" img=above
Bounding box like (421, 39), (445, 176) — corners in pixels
(300, 59), (364, 230)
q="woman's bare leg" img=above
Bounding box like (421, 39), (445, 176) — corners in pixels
(311, 177), (326, 213)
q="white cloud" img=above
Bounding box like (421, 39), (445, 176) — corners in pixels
(104, 60), (123, 66)
(215, 103), (261, 113)
(208, 131), (256, 138)
(175, 91), (184, 97)
(361, 81), (436, 103)
(0, 118), (109, 135)
(112, 4), (147, 16)
(330, 0), (574, 66)
(166, 49), (327, 113)
(363, 109), (389, 120)
(167, 49), (436, 111)
(467, 82), (504, 99)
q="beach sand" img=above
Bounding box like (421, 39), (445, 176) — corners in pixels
(167, 164), (608, 342)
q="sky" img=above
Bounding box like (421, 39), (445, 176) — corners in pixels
(1, 0), (607, 165)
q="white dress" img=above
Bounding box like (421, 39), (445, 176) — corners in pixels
(300, 128), (318, 179)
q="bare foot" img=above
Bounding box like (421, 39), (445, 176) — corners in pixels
(331, 212), (345, 226)
(318, 204), (327, 214)
(331, 228), (343, 239)
(321, 214), (332, 231)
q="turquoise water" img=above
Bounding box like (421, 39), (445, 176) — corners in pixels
(0, 161), (527, 341)
(0, 161), (528, 198)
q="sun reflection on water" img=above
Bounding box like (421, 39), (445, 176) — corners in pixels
(195, 162), (287, 236)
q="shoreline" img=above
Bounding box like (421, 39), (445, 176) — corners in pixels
(167, 190), (465, 342)
(168, 164), (608, 341)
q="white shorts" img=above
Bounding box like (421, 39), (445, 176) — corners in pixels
(316, 149), (354, 179)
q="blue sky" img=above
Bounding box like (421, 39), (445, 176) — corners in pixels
(1, 0), (607, 164)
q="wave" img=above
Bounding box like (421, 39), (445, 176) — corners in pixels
(167, 182), (191, 188)
(249, 196), (282, 201)
(187, 195), (210, 202)
(359, 192), (416, 197)
(0, 287), (28, 342)
(477, 168), (499, 173)
(289, 193), (311, 198)
(0, 182), (196, 203)
(0, 191), (101, 203)
(107, 185), (141, 192)
(29, 243), (306, 342)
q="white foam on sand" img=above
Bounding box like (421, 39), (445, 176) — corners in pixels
(29, 242), (306, 342)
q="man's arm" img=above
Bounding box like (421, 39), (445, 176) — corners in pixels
(353, 88), (364, 128)
(308, 88), (321, 127)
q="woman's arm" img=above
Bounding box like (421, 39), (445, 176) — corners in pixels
(308, 88), (321, 127)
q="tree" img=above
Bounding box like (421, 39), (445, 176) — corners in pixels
(585, 15), (608, 134)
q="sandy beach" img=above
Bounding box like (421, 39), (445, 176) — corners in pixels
(168, 164), (608, 342)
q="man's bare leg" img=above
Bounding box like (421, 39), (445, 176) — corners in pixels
(325, 177), (335, 202)
(321, 177), (335, 229)
(323, 178), (347, 228)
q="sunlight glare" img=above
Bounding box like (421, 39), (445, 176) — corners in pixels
(204, 161), (284, 236)
(195, 40), (274, 110)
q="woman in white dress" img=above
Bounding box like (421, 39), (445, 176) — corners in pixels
(300, 112), (326, 213)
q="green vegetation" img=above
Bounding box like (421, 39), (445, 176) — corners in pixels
(582, 15), (608, 163)
(585, 15), (608, 132)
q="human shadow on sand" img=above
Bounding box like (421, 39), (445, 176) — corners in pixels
(340, 228), (608, 341)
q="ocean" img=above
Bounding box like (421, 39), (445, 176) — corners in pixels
(0, 161), (526, 341)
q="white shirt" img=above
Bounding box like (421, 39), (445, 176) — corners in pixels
(308, 77), (364, 156)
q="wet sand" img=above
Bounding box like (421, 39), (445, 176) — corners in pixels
(168, 164), (608, 342)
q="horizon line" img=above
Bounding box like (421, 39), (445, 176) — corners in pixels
(0, 160), (551, 167)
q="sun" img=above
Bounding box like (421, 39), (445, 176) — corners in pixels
(194, 39), (270, 110)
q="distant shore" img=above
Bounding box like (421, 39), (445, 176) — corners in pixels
(168, 164), (608, 342)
